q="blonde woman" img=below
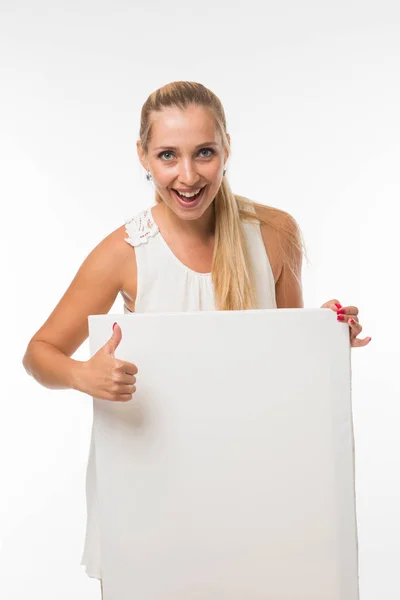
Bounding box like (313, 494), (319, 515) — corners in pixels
(22, 81), (371, 596)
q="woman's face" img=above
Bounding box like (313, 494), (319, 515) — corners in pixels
(137, 105), (230, 221)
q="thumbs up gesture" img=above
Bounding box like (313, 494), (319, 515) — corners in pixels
(79, 322), (138, 401)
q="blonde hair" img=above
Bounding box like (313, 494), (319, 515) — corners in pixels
(139, 81), (308, 310)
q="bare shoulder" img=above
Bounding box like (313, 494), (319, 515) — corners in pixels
(113, 224), (138, 311)
(253, 203), (304, 308)
(27, 223), (136, 357)
(79, 222), (138, 312)
(252, 203), (300, 284)
(254, 203), (300, 236)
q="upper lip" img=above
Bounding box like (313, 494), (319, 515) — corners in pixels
(172, 186), (205, 192)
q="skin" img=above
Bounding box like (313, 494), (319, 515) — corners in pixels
(24, 104), (370, 371)
(136, 104), (370, 347)
(26, 106), (370, 594)
(138, 105), (227, 238)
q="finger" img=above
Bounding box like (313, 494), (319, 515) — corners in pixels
(351, 336), (372, 348)
(116, 393), (134, 402)
(116, 384), (137, 402)
(117, 361), (138, 375)
(347, 319), (373, 348)
(337, 314), (359, 323)
(348, 317), (362, 338)
(337, 306), (359, 317)
(118, 374), (136, 385)
(119, 383), (136, 394)
(337, 315), (362, 337)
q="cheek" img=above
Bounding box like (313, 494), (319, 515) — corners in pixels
(200, 162), (223, 181)
(153, 169), (172, 188)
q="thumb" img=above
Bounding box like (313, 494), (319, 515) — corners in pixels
(103, 322), (122, 357)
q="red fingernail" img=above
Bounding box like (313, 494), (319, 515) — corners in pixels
(335, 303), (342, 309)
(337, 308), (345, 314)
(337, 315), (344, 321)
(112, 322), (117, 330)
(349, 318), (355, 324)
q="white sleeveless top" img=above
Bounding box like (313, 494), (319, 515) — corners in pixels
(80, 203), (277, 579)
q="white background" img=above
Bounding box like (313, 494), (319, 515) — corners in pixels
(1, 1), (399, 598)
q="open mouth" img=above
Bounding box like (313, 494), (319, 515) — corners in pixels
(171, 186), (206, 203)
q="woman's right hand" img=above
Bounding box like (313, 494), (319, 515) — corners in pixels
(79, 323), (138, 402)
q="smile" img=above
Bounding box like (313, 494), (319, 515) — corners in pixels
(171, 186), (207, 207)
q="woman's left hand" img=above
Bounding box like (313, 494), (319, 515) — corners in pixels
(321, 299), (372, 348)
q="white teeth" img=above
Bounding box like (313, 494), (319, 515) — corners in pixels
(174, 188), (203, 198)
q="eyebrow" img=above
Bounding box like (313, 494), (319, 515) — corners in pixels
(154, 141), (218, 151)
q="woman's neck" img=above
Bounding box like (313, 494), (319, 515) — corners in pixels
(154, 201), (216, 244)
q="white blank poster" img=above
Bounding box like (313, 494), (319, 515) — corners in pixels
(88, 308), (359, 600)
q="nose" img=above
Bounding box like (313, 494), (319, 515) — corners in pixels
(177, 159), (201, 187)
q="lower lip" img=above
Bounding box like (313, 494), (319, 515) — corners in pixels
(171, 186), (206, 208)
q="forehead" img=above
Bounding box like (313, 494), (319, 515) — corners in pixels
(150, 105), (220, 146)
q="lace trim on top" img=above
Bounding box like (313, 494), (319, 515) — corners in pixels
(124, 203), (258, 251)
(124, 208), (159, 247)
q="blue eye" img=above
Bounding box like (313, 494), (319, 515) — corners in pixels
(158, 151), (173, 160)
(199, 148), (214, 157)
(158, 148), (215, 161)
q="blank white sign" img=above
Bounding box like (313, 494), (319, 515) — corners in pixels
(88, 308), (359, 600)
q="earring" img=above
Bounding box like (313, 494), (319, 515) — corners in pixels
(223, 167), (227, 176)
(146, 171), (152, 181)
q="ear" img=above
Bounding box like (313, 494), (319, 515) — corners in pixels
(136, 140), (149, 171)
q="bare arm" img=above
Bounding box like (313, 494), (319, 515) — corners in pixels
(22, 227), (130, 392)
(23, 342), (88, 391)
(257, 206), (304, 309)
(274, 212), (304, 309)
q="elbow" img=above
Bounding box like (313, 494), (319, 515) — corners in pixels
(22, 349), (31, 375)
(22, 341), (36, 375)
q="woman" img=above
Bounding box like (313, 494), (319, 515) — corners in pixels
(22, 81), (371, 594)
